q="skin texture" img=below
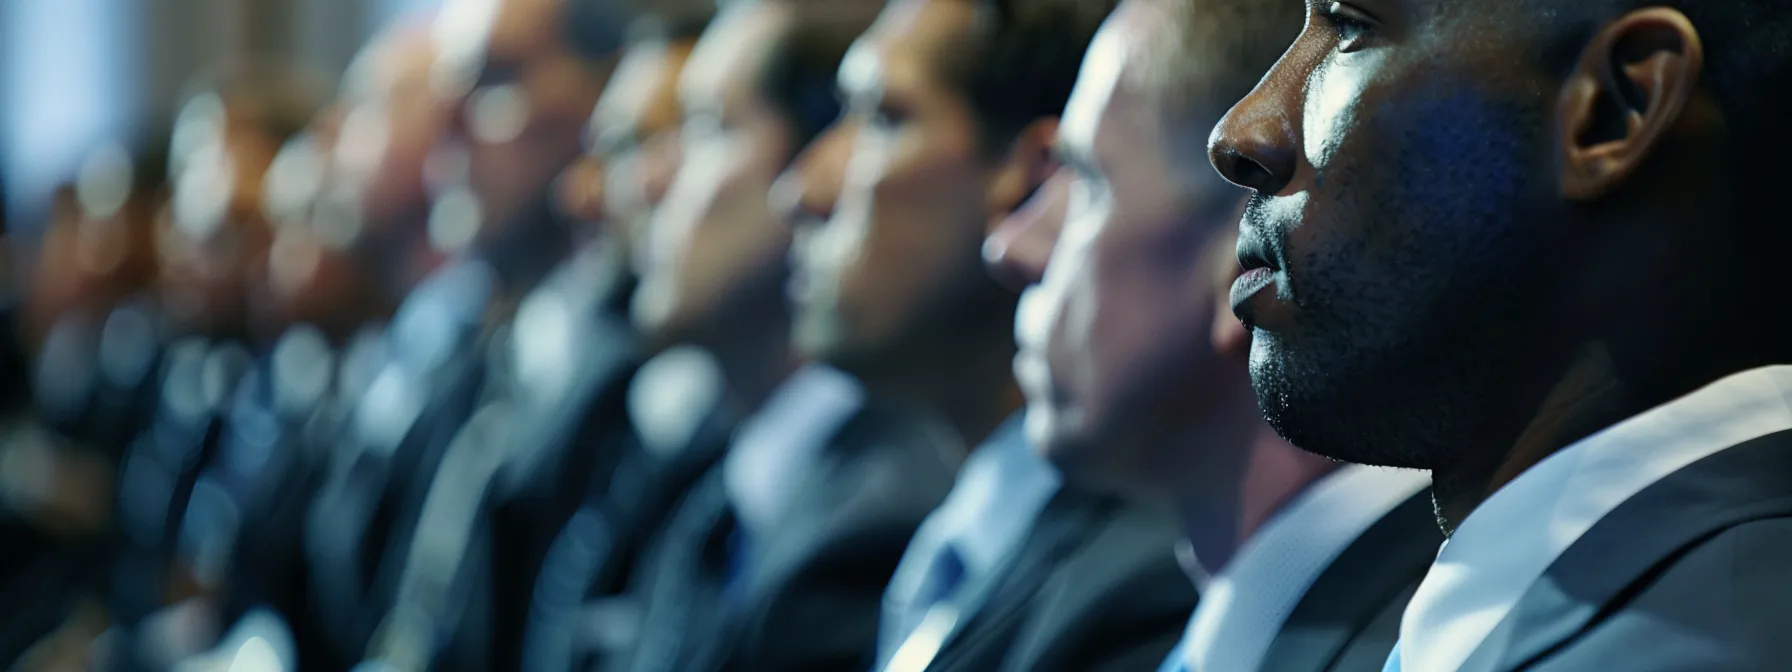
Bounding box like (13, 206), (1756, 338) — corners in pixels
(792, 0), (1032, 388)
(633, 1), (797, 350)
(1210, 0), (1738, 526)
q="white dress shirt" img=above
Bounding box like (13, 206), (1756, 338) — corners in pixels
(878, 416), (1060, 669)
(722, 364), (865, 539)
(1392, 365), (1792, 672)
(1175, 464), (1432, 672)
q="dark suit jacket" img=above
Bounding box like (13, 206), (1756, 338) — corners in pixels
(1257, 489), (1442, 672)
(613, 402), (961, 672)
(1455, 428), (1792, 671)
(922, 491), (1196, 672)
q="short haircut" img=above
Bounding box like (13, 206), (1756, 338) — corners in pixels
(941, 0), (1120, 154)
(754, 0), (884, 154)
(1131, 0), (1306, 125)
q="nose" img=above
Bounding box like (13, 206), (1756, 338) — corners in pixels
(555, 154), (606, 223)
(776, 122), (855, 230)
(984, 169), (1072, 290)
(1208, 82), (1300, 195)
(641, 133), (683, 210)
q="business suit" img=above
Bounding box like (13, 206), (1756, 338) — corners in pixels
(614, 401), (960, 672)
(1258, 490), (1440, 672)
(1454, 428), (1792, 671)
(916, 490), (1195, 672)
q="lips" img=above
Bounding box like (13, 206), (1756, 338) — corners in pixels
(1229, 228), (1284, 329)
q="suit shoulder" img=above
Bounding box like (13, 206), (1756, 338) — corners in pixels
(1539, 515), (1792, 670)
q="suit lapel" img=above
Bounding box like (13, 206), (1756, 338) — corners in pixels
(1260, 490), (1442, 672)
(926, 492), (1109, 671)
(1466, 429), (1792, 671)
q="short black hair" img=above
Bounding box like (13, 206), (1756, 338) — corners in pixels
(755, 0), (884, 154)
(942, 0), (1120, 153)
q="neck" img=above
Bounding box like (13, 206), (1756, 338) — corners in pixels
(704, 304), (801, 421)
(1177, 423), (1341, 575)
(862, 329), (1022, 450)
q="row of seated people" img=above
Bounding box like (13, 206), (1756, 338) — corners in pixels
(13, 0), (1792, 669)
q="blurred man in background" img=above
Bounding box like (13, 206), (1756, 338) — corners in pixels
(601, 2), (959, 671)
(156, 63), (328, 345)
(1209, 0), (1792, 668)
(990, 1), (1440, 670)
(785, 0), (1199, 670)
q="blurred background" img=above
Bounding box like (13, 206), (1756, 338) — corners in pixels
(4, 0), (440, 230)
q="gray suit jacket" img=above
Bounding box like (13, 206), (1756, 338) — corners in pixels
(1260, 489), (1442, 672)
(615, 402), (961, 672)
(1459, 428), (1792, 671)
(921, 491), (1195, 672)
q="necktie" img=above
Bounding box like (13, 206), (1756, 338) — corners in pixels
(1155, 641), (1189, 672)
(883, 545), (968, 672)
(917, 544), (967, 612)
(1381, 641), (1402, 672)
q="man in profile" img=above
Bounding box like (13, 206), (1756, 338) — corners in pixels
(987, 0), (1443, 670)
(792, 1), (1203, 671)
(596, 3), (957, 671)
(1208, 0), (1792, 668)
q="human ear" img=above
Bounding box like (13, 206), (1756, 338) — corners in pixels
(1556, 8), (1704, 201)
(985, 118), (1061, 232)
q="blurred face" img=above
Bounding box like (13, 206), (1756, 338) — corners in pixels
(259, 132), (390, 340)
(330, 24), (452, 269)
(1210, 0), (1561, 468)
(572, 39), (695, 260)
(157, 97), (284, 339)
(26, 146), (162, 347)
(794, 0), (1011, 370)
(998, 10), (1255, 493)
(634, 3), (798, 346)
(437, 0), (608, 243)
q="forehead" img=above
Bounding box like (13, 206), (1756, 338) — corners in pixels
(484, 0), (565, 61)
(843, 0), (978, 95)
(594, 41), (689, 134)
(681, 2), (794, 107)
(1059, 11), (1159, 156)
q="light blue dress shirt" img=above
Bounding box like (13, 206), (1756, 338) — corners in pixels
(721, 364), (865, 546)
(877, 415), (1061, 671)
(1164, 464), (1431, 672)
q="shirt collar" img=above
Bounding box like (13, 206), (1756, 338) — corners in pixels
(723, 364), (865, 538)
(1396, 365), (1792, 672)
(1181, 464), (1431, 672)
(924, 416), (1060, 578)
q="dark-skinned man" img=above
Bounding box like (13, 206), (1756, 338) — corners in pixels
(1206, 0), (1792, 669)
(987, 0), (1444, 670)
(785, 0), (1205, 671)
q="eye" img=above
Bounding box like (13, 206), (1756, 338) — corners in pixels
(1317, 2), (1379, 53)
